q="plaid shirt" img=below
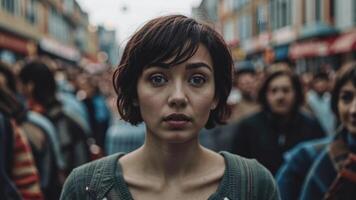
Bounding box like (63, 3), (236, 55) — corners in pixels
(276, 136), (331, 200)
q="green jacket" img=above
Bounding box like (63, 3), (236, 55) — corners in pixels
(60, 151), (280, 200)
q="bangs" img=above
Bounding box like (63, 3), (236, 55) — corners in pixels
(134, 17), (205, 69)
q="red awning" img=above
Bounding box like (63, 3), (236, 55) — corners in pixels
(0, 31), (35, 55)
(289, 37), (335, 59)
(330, 30), (356, 54)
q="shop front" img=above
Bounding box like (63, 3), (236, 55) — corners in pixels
(271, 27), (298, 62)
(38, 38), (81, 64)
(330, 29), (356, 63)
(0, 31), (37, 64)
(241, 32), (271, 69)
(289, 36), (340, 73)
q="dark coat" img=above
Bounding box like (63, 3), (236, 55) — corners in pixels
(231, 110), (325, 174)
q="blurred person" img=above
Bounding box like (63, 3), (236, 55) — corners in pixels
(61, 15), (279, 200)
(0, 80), (44, 199)
(105, 120), (146, 155)
(19, 60), (90, 177)
(277, 64), (356, 200)
(77, 73), (111, 149)
(231, 70), (325, 174)
(228, 63), (260, 123)
(307, 72), (336, 135)
(0, 61), (63, 199)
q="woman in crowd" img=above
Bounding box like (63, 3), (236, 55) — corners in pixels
(277, 63), (356, 199)
(231, 69), (325, 175)
(60, 15), (279, 200)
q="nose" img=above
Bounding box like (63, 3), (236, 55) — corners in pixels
(275, 89), (285, 100)
(350, 99), (356, 114)
(168, 81), (188, 108)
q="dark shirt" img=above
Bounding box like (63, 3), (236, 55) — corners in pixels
(231, 110), (325, 174)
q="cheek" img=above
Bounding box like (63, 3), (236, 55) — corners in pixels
(338, 102), (348, 120)
(266, 93), (274, 104)
(287, 92), (296, 104)
(191, 90), (216, 116)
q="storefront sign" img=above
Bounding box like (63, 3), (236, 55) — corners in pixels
(39, 38), (80, 62)
(242, 32), (271, 54)
(289, 38), (335, 59)
(272, 27), (297, 45)
(0, 31), (36, 55)
(330, 29), (356, 54)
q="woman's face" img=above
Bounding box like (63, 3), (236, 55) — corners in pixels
(137, 44), (217, 143)
(266, 75), (296, 116)
(338, 81), (356, 135)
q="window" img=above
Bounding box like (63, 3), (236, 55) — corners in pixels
(239, 15), (251, 40)
(223, 19), (234, 42)
(354, 0), (356, 24)
(26, 0), (36, 24)
(270, 0), (292, 30)
(257, 5), (267, 34)
(315, 0), (322, 22)
(2, 0), (15, 14)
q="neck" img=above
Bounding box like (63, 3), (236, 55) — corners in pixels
(139, 132), (205, 180)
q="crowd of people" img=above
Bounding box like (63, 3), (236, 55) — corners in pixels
(0, 14), (355, 200)
(0, 58), (112, 199)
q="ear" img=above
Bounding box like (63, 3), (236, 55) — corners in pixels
(26, 82), (34, 94)
(210, 97), (218, 110)
(132, 99), (139, 107)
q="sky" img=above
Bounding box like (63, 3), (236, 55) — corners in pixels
(76, 0), (202, 46)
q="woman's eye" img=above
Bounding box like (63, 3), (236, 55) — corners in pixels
(340, 92), (354, 104)
(150, 74), (167, 86)
(189, 75), (206, 86)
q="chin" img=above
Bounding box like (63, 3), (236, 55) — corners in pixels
(346, 127), (356, 135)
(159, 129), (198, 143)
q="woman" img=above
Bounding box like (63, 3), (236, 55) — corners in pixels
(276, 64), (356, 199)
(231, 70), (325, 175)
(60, 15), (279, 200)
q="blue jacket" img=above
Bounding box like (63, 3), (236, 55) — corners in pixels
(276, 136), (331, 200)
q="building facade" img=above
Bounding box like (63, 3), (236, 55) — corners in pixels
(0, 0), (102, 65)
(211, 0), (356, 72)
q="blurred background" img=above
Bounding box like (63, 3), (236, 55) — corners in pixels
(0, 1), (356, 199)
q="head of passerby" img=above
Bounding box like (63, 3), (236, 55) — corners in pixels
(275, 63), (356, 200)
(311, 72), (331, 96)
(296, 63), (356, 200)
(331, 63), (356, 133)
(234, 63), (257, 102)
(60, 14), (279, 200)
(19, 60), (58, 112)
(258, 70), (304, 117)
(0, 62), (27, 123)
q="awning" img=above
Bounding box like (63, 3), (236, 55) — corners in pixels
(39, 38), (80, 62)
(299, 22), (338, 40)
(330, 30), (356, 54)
(289, 37), (336, 59)
(0, 31), (36, 55)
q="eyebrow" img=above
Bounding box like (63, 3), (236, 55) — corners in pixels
(146, 62), (213, 71)
(186, 62), (213, 72)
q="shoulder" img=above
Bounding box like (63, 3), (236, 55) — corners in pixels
(284, 136), (331, 162)
(222, 152), (280, 200)
(60, 153), (124, 200)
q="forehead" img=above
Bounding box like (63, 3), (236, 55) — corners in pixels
(144, 44), (213, 70)
(269, 75), (292, 87)
(340, 81), (356, 91)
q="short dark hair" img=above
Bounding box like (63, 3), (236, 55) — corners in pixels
(0, 62), (17, 93)
(258, 70), (304, 114)
(113, 15), (233, 129)
(312, 72), (330, 82)
(19, 60), (58, 109)
(331, 63), (356, 120)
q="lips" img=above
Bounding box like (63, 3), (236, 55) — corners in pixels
(163, 113), (192, 129)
